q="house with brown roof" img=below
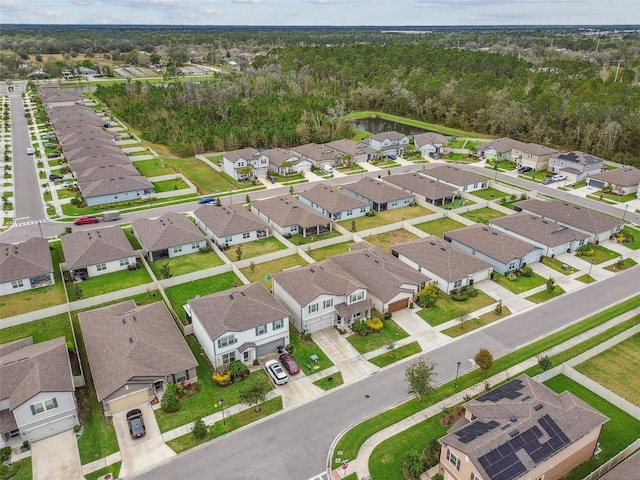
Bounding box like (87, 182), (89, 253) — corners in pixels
(444, 225), (542, 275)
(262, 148), (312, 175)
(292, 143), (342, 170)
(187, 283), (291, 367)
(489, 213), (590, 256)
(420, 165), (488, 193)
(0, 337), (79, 446)
(80, 174), (154, 207)
(0, 237), (54, 296)
(476, 138), (557, 170)
(364, 131), (410, 157)
(476, 137), (520, 162)
(79, 300), (197, 415)
(61, 227), (136, 280)
(516, 199), (624, 243)
(587, 166), (640, 197)
(38, 85), (83, 107)
(342, 177), (415, 212)
(324, 139), (377, 164)
(385, 172), (456, 206)
(391, 236), (493, 293)
(298, 184), (371, 220)
(549, 151), (604, 183)
(222, 147), (268, 181)
(194, 203), (269, 248)
(132, 212), (207, 262)
(413, 132), (449, 159)
(251, 195), (333, 238)
(438, 375), (607, 480)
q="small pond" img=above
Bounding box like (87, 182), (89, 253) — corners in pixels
(350, 116), (431, 136)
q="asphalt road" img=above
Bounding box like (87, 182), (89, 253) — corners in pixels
(130, 266), (640, 480)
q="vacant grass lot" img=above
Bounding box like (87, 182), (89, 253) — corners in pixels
(492, 272), (547, 294)
(346, 319), (409, 354)
(226, 236), (286, 260)
(132, 158), (172, 177)
(468, 187), (512, 200)
(289, 229), (343, 246)
(150, 250), (225, 277)
(460, 207), (507, 224)
(240, 255), (308, 291)
(442, 306), (512, 338)
(417, 290), (496, 326)
(308, 241), (354, 261)
(338, 205), (433, 232)
(152, 177), (189, 193)
(161, 157), (235, 194)
(67, 262), (152, 301)
(575, 333), (640, 406)
(165, 272), (240, 322)
(414, 217), (465, 238)
(363, 229), (420, 252)
(368, 341), (421, 367)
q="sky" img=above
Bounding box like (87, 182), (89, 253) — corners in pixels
(1, 0), (639, 26)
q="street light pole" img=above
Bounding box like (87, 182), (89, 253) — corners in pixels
(623, 204), (628, 221)
(588, 260), (594, 280)
(220, 397), (225, 425)
(455, 361), (461, 388)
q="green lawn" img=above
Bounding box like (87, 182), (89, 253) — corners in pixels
(67, 262), (152, 301)
(289, 328), (334, 374)
(615, 226), (640, 250)
(468, 187), (512, 200)
(363, 229), (420, 253)
(460, 207), (507, 224)
(84, 462), (121, 480)
(604, 258), (637, 272)
(314, 372), (344, 391)
(442, 306), (512, 338)
(56, 186), (77, 199)
(540, 255), (576, 275)
(240, 255), (308, 291)
(338, 205), (433, 232)
(417, 290), (496, 327)
(160, 157), (235, 194)
(485, 160), (517, 171)
(346, 319), (409, 354)
(307, 241), (355, 261)
(152, 177), (189, 193)
(165, 272), (241, 322)
(525, 285), (566, 303)
(576, 273), (597, 283)
(336, 164), (365, 174)
(289, 229), (343, 246)
(226, 236), (286, 260)
(122, 226), (143, 249)
(544, 375), (640, 480)
(10, 458), (32, 480)
(414, 217), (466, 238)
(492, 272), (547, 294)
(133, 158), (170, 177)
(368, 341), (422, 367)
(150, 250), (224, 277)
(594, 191), (637, 203)
(577, 245), (621, 264)
(0, 312), (73, 345)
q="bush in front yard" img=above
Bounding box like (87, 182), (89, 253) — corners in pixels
(228, 360), (249, 383)
(351, 319), (373, 336)
(366, 317), (383, 332)
(161, 383), (182, 413)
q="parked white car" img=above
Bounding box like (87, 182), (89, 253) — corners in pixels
(26, 147), (34, 155)
(552, 174), (567, 182)
(265, 359), (288, 385)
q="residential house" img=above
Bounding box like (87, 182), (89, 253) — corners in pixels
(79, 300), (198, 415)
(194, 203), (269, 248)
(342, 177), (415, 212)
(587, 166), (640, 197)
(298, 184), (371, 220)
(549, 151), (605, 183)
(0, 238), (54, 296)
(517, 199), (624, 243)
(132, 212), (207, 262)
(385, 172), (456, 206)
(0, 337), (79, 446)
(476, 137), (520, 162)
(413, 132), (449, 158)
(438, 375), (607, 480)
(444, 225), (542, 275)
(80, 175), (155, 207)
(38, 84), (84, 107)
(251, 195), (333, 238)
(222, 147), (267, 181)
(391, 236), (493, 293)
(61, 227), (136, 280)
(262, 148), (311, 175)
(420, 165), (488, 193)
(476, 138), (557, 170)
(489, 213), (590, 256)
(186, 283), (291, 367)
(292, 143), (342, 170)
(364, 131), (410, 157)
(324, 139), (377, 164)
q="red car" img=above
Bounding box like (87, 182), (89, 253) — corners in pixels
(74, 216), (100, 225)
(279, 353), (300, 375)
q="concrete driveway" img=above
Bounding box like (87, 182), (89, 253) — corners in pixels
(278, 372), (325, 408)
(113, 403), (175, 478)
(31, 429), (83, 480)
(312, 328), (378, 382)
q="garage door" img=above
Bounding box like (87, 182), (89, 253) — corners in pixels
(522, 249), (542, 266)
(25, 415), (76, 443)
(107, 388), (151, 415)
(588, 179), (605, 189)
(306, 314), (334, 333)
(256, 338), (285, 357)
(387, 298), (410, 313)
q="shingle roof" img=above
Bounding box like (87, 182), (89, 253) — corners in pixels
(368, 131), (407, 142)
(68, 154), (132, 173)
(188, 283), (290, 341)
(252, 195), (331, 229)
(0, 337), (74, 411)
(444, 224), (540, 263)
(343, 177), (414, 205)
(224, 147), (261, 162)
(76, 163), (140, 183)
(385, 172), (456, 201)
(420, 165), (488, 188)
(261, 148), (302, 167)
(476, 137), (557, 156)
(79, 300), (198, 402)
(588, 166), (640, 188)
(391, 236), (492, 282)
(517, 199), (623, 235)
(64, 144), (124, 162)
(490, 213), (590, 248)
(79, 175), (153, 198)
(194, 203), (268, 237)
(292, 143), (341, 163)
(299, 184), (369, 214)
(413, 132), (448, 148)
(551, 151), (605, 166)
(324, 139), (376, 157)
(0, 237), (53, 284)
(61, 227), (135, 270)
(132, 212), (205, 252)
(38, 86), (83, 104)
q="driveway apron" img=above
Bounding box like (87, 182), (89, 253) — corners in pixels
(31, 430), (83, 480)
(312, 328), (378, 382)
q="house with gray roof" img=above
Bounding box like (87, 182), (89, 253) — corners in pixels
(194, 203), (269, 248)
(420, 165), (488, 193)
(587, 166), (640, 197)
(413, 132), (449, 159)
(61, 227), (136, 280)
(391, 236), (493, 293)
(63, 143), (124, 163)
(0, 237), (54, 296)
(549, 151), (605, 183)
(342, 177), (414, 212)
(251, 195), (333, 238)
(517, 199), (624, 243)
(80, 174), (154, 207)
(385, 172), (456, 206)
(75, 163), (140, 183)
(476, 138), (557, 170)
(444, 225), (542, 275)
(298, 184), (371, 220)
(262, 148), (311, 175)
(0, 337), (78, 446)
(38, 85), (83, 107)
(292, 143), (342, 170)
(489, 213), (590, 256)
(187, 282), (291, 367)
(438, 375), (607, 480)
(79, 300), (198, 415)
(324, 139), (377, 164)
(132, 212), (207, 262)
(222, 147), (268, 181)
(364, 131), (410, 157)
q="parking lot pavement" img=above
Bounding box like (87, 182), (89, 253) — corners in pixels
(31, 430), (84, 480)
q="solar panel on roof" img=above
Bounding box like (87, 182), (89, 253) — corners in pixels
(477, 379), (524, 403)
(455, 420), (500, 443)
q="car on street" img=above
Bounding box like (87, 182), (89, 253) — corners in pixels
(265, 359), (288, 385)
(74, 216), (100, 225)
(26, 147), (34, 155)
(49, 174), (63, 181)
(279, 353), (300, 375)
(198, 196), (216, 204)
(541, 178), (555, 185)
(126, 409), (146, 439)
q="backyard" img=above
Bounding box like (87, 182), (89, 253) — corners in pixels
(307, 241), (354, 261)
(338, 205), (433, 232)
(363, 229), (420, 252)
(151, 177), (189, 193)
(289, 229), (343, 246)
(414, 217), (465, 238)
(417, 289), (496, 327)
(240, 254), (308, 290)
(468, 187), (513, 200)
(149, 250), (225, 278)
(224, 236), (287, 260)
(460, 207), (507, 224)
(66, 262), (152, 301)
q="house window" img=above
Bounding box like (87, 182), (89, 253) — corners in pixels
(527, 154), (533, 159)
(222, 352), (236, 364)
(96, 263), (107, 272)
(255, 324), (267, 336)
(463, 185), (468, 191)
(361, 207), (367, 212)
(347, 209), (353, 216)
(174, 371), (187, 383)
(119, 258), (130, 267)
(349, 291), (364, 303)
(471, 474), (482, 480)
(30, 397), (58, 415)
(225, 236), (233, 243)
(453, 279), (462, 288)
(323, 299), (333, 309)
(173, 245), (183, 253)
(508, 261), (517, 270)
(242, 232), (251, 239)
(11, 279), (24, 289)
(309, 303), (319, 314)
(272, 318), (284, 330)
(243, 351), (250, 362)
(218, 334), (237, 348)
(191, 242), (200, 249)
(390, 201), (397, 207)
(447, 450), (460, 470)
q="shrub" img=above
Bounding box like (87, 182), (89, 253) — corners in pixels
(464, 285), (478, 297)
(192, 418), (208, 440)
(366, 317), (383, 332)
(0, 446), (10, 463)
(475, 348), (494, 371)
(383, 312), (392, 320)
(417, 283), (439, 308)
(538, 355), (553, 371)
(228, 360), (249, 383)
(402, 451), (427, 479)
(365, 210), (375, 217)
(506, 272), (518, 281)
(450, 292), (468, 301)
(285, 343), (294, 354)
(161, 383), (182, 413)
(519, 265), (533, 278)
(351, 319), (373, 336)
(422, 439), (442, 468)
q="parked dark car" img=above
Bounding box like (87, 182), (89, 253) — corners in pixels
(198, 196), (216, 204)
(387, 154), (397, 160)
(49, 174), (63, 181)
(428, 152), (441, 159)
(267, 175), (277, 184)
(279, 353), (300, 375)
(74, 216), (100, 225)
(518, 166), (533, 174)
(126, 409), (146, 439)
(47, 153), (61, 159)
(541, 178), (554, 185)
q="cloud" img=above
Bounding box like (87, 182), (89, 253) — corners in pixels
(232, 0), (260, 4)
(71, 0), (101, 5)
